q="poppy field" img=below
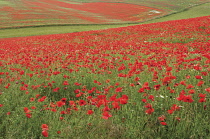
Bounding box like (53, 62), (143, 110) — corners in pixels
(0, 15), (210, 138)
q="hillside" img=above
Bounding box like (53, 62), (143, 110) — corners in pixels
(0, 15), (209, 138)
(0, 0), (209, 28)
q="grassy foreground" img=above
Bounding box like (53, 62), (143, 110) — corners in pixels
(0, 2), (210, 38)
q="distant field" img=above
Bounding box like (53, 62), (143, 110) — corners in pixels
(0, 0), (165, 28)
(0, 2), (210, 38)
(0, 0), (209, 29)
(64, 0), (209, 12)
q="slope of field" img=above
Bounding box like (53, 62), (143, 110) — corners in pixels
(0, 0), (165, 28)
(0, 0), (209, 28)
(61, 0), (210, 12)
(0, 16), (209, 138)
(1, 1), (210, 38)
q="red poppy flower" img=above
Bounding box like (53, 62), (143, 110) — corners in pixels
(176, 94), (185, 101)
(51, 109), (57, 112)
(166, 67), (172, 71)
(20, 86), (28, 91)
(188, 89), (195, 94)
(61, 98), (67, 103)
(78, 100), (86, 106)
(53, 87), (60, 92)
(69, 101), (76, 106)
(42, 130), (48, 137)
(160, 122), (167, 125)
(138, 88), (144, 93)
(144, 103), (152, 109)
(38, 96), (47, 102)
(148, 95), (155, 101)
(26, 113), (32, 118)
(141, 99), (147, 103)
(57, 101), (65, 107)
(24, 107), (31, 113)
(183, 95), (194, 103)
(53, 71), (60, 75)
(142, 82), (151, 90)
(167, 109), (174, 114)
(41, 124), (49, 130)
(63, 81), (69, 85)
(162, 76), (171, 85)
(145, 108), (154, 115)
(115, 82), (120, 86)
(193, 65), (202, 70)
(102, 106), (111, 111)
(180, 81), (186, 86)
(130, 83), (135, 87)
(19, 70), (25, 75)
(198, 93), (206, 98)
(119, 98), (128, 104)
(102, 111), (112, 119)
(60, 111), (67, 114)
(36, 94), (41, 98)
(199, 98), (206, 103)
(171, 104), (180, 111)
(112, 101), (120, 109)
(186, 84), (194, 89)
(87, 110), (94, 115)
(135, 77), (140, 81)
(158, 115), (166, 121)
(74, 82), (81, 86)
(154, 84), (161, 90)
(31, 106), (36, 109)
(115, 87), (123, 92)
(195, 75), (203, 79)
(205, 87), (210, 93)
(197, 80), (204, 86)
(170, 89), (175, 93)
(201, 72), (208, 76)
